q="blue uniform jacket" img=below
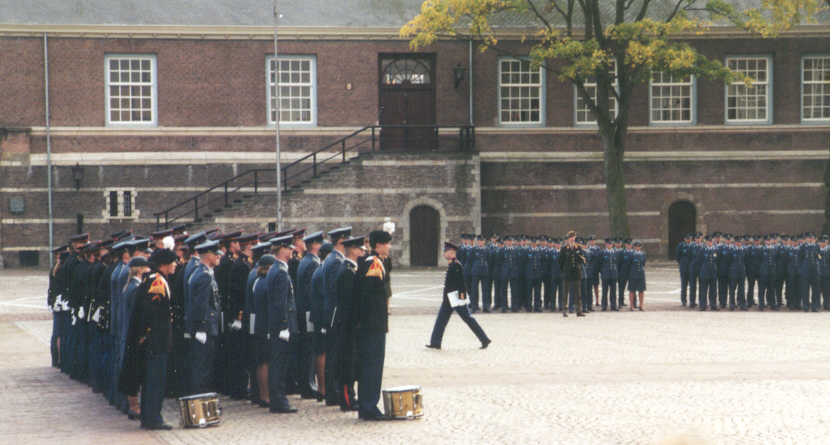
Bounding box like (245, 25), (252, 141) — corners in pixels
(600, 248), (618, 280)
(252, 275), (269, 339)
(266, 260), (298, 338)
(187, 264), (220, 336)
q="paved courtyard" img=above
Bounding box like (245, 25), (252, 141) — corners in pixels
(0, 265), (828, 444)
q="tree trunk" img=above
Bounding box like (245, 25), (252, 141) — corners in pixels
(601, 125), (630, 238)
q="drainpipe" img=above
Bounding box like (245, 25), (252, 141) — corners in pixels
(468, 38), (473, 126)
(273, 0), (282, 232)
(44, 33), (54, 269)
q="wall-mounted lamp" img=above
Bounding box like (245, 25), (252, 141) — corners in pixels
(453, 63), (467, 89)
(71, 163), (84, 191)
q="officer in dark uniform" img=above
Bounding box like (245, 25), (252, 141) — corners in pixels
(628, 241), (646, 310)
(266, 235), (299, 413)
(187, 240), (222, 394)
(699, 236), (718, 311)
(728, 236), (747, 310)
(244, 241), (271, 403)
(225, 233), (257, 399)
(559, 231), (585, 318)
(774, 235), (788, 308)
(541, 237), (554, 311)
(293, 231), (323, 399)
(687, 234), (703, 309)
(745, 236), (763, 308)
(469, 235), (489, 313)
(600, 239), (618, 311)
(550, 238), (563, 312)
(310, 242), (333, 402)
(494, 237), (511, 313)
(509, 236), (526, 312)
(49, 245), (69, 368)
(333, 236), (365, 411)
(676, 234), (692, 306)
(356, 230), (393, 421)
(214, 231), (241, 395)
(426, 241), (491, 350)
(526, 237), (545, 312)
(251, 253), (275, 407)
(716, 233), (732, 308)
(322, 226), (351, 405)
(119, 248), (178, 430)
(759, 236), (778, 310)
(617, 239), (632, 309)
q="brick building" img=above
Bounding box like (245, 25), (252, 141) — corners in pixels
(0, 0), (829, 268)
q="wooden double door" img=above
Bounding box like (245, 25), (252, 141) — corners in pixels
(378, 54), (436, 151)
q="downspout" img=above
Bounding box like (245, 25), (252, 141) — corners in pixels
(468, 38), (473, 126)
(44, 32), (54, 268)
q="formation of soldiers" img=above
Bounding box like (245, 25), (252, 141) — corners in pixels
(48, 225), (396, 429)
(455, 232), (648, 315)
(675, 232), (830, 311)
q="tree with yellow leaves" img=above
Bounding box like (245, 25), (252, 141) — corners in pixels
(401, 0), (826, 237)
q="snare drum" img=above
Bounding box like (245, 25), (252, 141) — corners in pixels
(382, 385), (423, 419)
(178, 392), (222, 428)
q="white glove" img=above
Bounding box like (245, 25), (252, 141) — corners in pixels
(320, 328), (327, 335)
(195, 332), (207, 344)
(231, 320), (242, 331)
(71, 315), (77, 326)
(92, 308), (102, 323)
(249, 314), (256, 335)
(78, 307), (85, 320)
(279, 329), (290, 342)
(62, 299), (70, 311)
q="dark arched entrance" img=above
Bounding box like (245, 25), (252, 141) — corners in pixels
(410, 205), (439, 266)
(668, 200), (696, 259)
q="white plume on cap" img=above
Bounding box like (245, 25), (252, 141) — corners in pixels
(162, 235), (175, 250)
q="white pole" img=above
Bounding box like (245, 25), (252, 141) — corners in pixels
(44, 33), (54, 269)
(273, 0), (282, 232)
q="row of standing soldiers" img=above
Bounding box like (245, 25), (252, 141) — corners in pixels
(455, 233), (648, 314)
(675, 232), (830, 311)
(48, 226), (395, 428)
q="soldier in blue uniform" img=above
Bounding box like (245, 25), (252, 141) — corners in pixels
(774, 234), (788, 308)
(676, 234), (692, 306)
(687, 234), (703, 309)
(759, 236), (779, 310)
(798, 233), (821, 312)
(600, 239), (618, 311)
(588, 237), (602, 308)
(484, 235), (500, 313)
(819, 235), (829, 311)
(244, 242), (271, 405)
(699, 236), (718, 311)
(509, 236), (526, 312)
(252, 253), (275, 407)
(186, 240), (222, 394)
(469, 235), (489, 313)
(265, 235), (299, 413)
(786, 236), (800, 309)
(617, 239), (632, 309)
(745, 236), (763, 308)
(322, 226), (351, 405)
(541, 237), (554, 311)
(459, 235), (474, 303)
(550, 238), (563, 312)
(294, 231), (324, 399)
(628, 241), (646, 310)
(716, 233), (732, 309)
(225, 233), (257, 399)
(728, 236), (747, 310)
(494, 237), (510, 313)
(526, 237), (546, 312)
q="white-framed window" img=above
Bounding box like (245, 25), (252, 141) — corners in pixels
(267, 55), (317, 125)
(575, 61), (618, 125)
(103, 188), (138, 220)
(650, 71), (695, 124)
(498, 58), (544, 124)
(725, 55), (772, 124)
(105, 55), (157, 125)
(801, 55), (830, 122)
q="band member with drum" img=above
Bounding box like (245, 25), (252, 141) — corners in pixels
(119, 248), (178, 430)
(426, 242), (491, 350)
(356, 230), (393, 421)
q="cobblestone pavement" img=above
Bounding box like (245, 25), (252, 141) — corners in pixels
(0, 266), (828, 445)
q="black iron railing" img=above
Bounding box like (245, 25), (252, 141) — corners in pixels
(153, 124), (474, 229)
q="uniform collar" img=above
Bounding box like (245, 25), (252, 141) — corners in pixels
(344, 257), (357, 268)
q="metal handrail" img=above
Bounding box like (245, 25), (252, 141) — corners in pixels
(153, 124), (475, 229)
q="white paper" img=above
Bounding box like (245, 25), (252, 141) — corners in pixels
(447, 290), (467, 308)
(306, 311), (314, 333)
(249, 313), (256, 335)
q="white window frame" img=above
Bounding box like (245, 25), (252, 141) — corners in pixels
(724, 55), (773, 125)
(266, 55), (318, 127)
(575, 61), (618, 126)
(497, 57), (546, 126)
(800, 54), (830, 124)
(102, 188), (139, 221)
(104, 54), (158, 126)
(649, 71), (696, 125)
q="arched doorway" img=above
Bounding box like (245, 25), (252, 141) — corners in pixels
(668, 200), (696, 259)
(410, 205), (440, 266)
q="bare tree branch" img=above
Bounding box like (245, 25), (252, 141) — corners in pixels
(635, 0), (652, 21)
(616, 0), (626, 24)
(666, 0), (686, 22)
(526, 0), (553, 33)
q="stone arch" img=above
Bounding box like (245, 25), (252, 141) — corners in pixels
(658, 192), (706, 256)
(400, 197), (447, 267)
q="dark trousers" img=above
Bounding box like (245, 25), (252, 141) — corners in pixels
(293, 331), (316, 395)
(74, 321), (89, 382)
(141, 352), (169, 427)
(581, 278), (591, 312)
(758, 276), (774, 308)
(246, 333), (260, 399)
(429, 299), (489, 347)
(746, 276), (759, 307)
(470, 275), (491, 311)
(87, 325), (100, 391)
(482, 277), (493, 310)
(679, 268), (689, 305)
(224, 329), (248, 397)
(509, 278), (524, 311)
(729, 277), (746, 308)
(688, 268), (700, 307)
(602, 278), (617, 310)
(269, 338), (292, 410)
(551, 277), (562, 310)
(357, 330), (386, 417)
(797, 274), (820, 311)
(821, 276), (829, 310)
(617, 278), (628, 307)
(699, 277), (716, 309)
(325, 328), (339, 403)
(494, 279), (508, 310)
(166, 327), (188, 398)
(215, 329), (228, 394)
(50, 312), (60, 367)
(786, 274), (797, 308)
(336, 326), (358, 408)
(188, 335), (216, 395)
(527, 278), (542, 310)
(717, 276), (729, 307)
(542, 275), (553, 309)
(563, 280), (582, 315)
(773, 278), (785, 306)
